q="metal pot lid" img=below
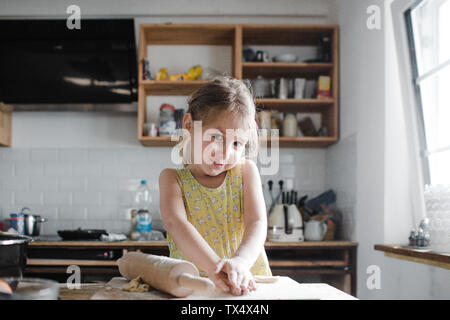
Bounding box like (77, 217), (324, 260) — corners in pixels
(0, 233), (33, 245)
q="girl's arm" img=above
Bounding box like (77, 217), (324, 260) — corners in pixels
(233, 159), (268, 266)
(159, 168), (230, 291)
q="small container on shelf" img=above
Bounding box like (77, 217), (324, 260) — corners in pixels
(317, 75), (332, 99)
(159, 104), (176, 137)
(144, 123), (158, 137)
(282, 113), (298, 137)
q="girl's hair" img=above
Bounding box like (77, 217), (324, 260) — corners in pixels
(184, 76), (258, 156)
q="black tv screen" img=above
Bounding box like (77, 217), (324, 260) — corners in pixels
(0, 19), (138, 104)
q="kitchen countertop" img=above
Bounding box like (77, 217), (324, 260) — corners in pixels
(29, 239), (357, 248)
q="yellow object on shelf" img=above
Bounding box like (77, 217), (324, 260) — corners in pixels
(168, 65), (203, 81)
(317, 75), (331, 99)
(169, 73), (187, 81)
(156, 68), (169, 80)
(186, 65), (202, 80)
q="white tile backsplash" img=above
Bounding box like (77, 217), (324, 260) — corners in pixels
(29, 176), (58, 191)
(1, 176), (29, 191)
(44, 163), (72, 176)
(14, 191), (43, 206)
(0, 162), (14, 176)
(30, 149), (58, 161)
(43, 191), (71, 206)
(72, 191), (101, 206)
(58, 149), (88, 162)
(59, 177), (86, 191)
(15, 161), (44, 176)
(72, 163), (102, 176)
(1, 147), (327, 235)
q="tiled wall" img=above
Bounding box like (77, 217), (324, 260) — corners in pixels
(0, 147), (327, 236)
(325, 134), (357, 241)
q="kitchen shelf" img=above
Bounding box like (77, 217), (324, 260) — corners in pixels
(242, 25), (338, 46)
(140, 136), (181, 147)
(269, 259), (347, 267)
(374, 244), (450, 270)
(27, 259), (117, 267)
(242, 62), (333, 78)
(141, 80), (211, 96)
(140, 24), (236, 45)
(256, 98), (334, 112)
(137, 24), (339, 148)
(261, 136), (338, 148)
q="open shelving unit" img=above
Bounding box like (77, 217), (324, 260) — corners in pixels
(137, 24), (339, 148)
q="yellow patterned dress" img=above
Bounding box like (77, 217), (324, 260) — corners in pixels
(167, 162), (272, 277)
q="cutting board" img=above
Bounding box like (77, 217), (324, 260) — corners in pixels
(90, 277), (356, 300)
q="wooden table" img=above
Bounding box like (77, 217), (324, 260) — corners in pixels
(58, 277), (357, 300)
(26, 240), (358, 296)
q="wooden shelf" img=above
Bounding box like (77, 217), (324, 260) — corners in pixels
(374, 244), (450, 270)
(138, 136), (337, 148)
(256, 98), (334, 112)
(264, 241), (358, 249)
(137, 24), (339, 148)
(269, 259), (347, 267)
(139, 136), (181, 147)
(263, 136), (338, 148)
(27, 259), (117, 267)
(242, 25), (337, 46)
(242, 62), (333, 78)
(141, 80), (211, 96)
(141, 24), (236, 45)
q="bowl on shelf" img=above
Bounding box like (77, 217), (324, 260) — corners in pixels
(273, 54), (298, 63)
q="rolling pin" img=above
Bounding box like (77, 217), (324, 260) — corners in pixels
(116, 252), (215, 298)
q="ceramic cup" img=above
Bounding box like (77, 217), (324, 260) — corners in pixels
(304, 220), (327, 241)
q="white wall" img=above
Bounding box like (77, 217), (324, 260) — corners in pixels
(328, 0), (450, 299)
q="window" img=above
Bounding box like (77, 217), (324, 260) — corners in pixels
(405, 0), (450, 185)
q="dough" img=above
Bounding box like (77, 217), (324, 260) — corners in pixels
(122, 276), (150, 292)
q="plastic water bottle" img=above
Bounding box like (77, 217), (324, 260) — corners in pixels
(134, 180), (152, 240)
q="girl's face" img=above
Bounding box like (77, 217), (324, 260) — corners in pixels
(183, 110), (250, 177)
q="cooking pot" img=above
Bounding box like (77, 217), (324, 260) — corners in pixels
(0, 233), (33, 278)
(25, 214), (46, 236)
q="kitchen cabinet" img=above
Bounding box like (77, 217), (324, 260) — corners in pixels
(0, 103), (12, 147)
(137, 24), (339, 148)
(25, 240), (357, 296)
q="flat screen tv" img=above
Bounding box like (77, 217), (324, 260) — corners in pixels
(0, 19), (138, 105)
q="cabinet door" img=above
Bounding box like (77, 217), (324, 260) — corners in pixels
(0, 103), (12, 147)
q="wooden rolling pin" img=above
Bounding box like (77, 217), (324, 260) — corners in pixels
(116, 252), (215, 298)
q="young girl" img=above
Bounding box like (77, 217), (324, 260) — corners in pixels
(159, 77), (271, 296)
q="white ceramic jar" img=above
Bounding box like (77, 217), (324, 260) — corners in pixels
(282, 113), (298, 137)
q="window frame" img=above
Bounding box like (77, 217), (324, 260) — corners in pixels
(403, 1), (431, 184)
(404, 0), (450, 185)
(391, 0), (428, 222)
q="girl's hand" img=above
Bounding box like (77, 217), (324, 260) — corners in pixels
(208, 267), (232, 294)
(215, 257), (256, 295)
